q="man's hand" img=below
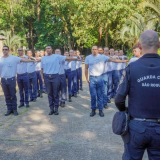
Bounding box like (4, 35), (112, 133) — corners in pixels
(123, 60), (129, 63)
(86, 79), (90, 84)
(42, 78), (45, 85)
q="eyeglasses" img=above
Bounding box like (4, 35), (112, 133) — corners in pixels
(3, 49), (8, 51)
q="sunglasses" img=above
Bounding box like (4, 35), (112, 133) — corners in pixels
(3, 49), (8, 51)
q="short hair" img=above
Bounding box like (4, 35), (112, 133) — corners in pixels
(132, 46), (139, 50)
(98, 47), (103, 50)
(45, 45), (53, 49)
(92, 45), (98, 49)
(3, 46), (9, 50)
(104, 47), (109, 50)
(27, 50), (32, 52)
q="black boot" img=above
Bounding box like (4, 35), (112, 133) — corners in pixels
(99, 110), (104, 117)
(104, 104), (109, 109)
(18, 104), (24, 108)
(80, 88), (83, 91)
(54, 108), (59, 115)
(48, 109), (54, 115)
(90, 109), (96, 117)
(13, 110), (19, 116)
(61, 102), (65, 108)
(69, 95), (72, 102)
(5, 110), (13, 116)
(37, 90), (40, 97)
(74, 94), (77, 97)
(108, 100), (111, 103)
(26, 104), (30, 108)
(40, 90), (43, 98)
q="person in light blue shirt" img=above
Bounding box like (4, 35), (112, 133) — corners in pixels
(55, 49), (66, 107)
(0, 46), (35, 116)
(27, 50), (37, 102)
(35, 50), (43, 98)
(85, 45), (127, 117)
(41, 45), (78, 115)
(129, 46), (141, 64)
(17, 48), (29, 108)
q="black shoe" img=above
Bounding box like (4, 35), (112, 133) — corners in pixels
(26, 104), (30, 108)
(40, 90), (43, 98)
(90, 109), (96, 117)
(18, 104), (24, 108)
(48, 109), (54, 115)
(80, 88), (83, 91)
(74, 94), (77, 97)
(99, 110), (104, 117)
(30, 99), (33, 102)
(61, 103), (65, 108)
(59, 102), (62, 107)
(37, 90), (40, 97)
(108, 100), (111, 103)
(13, 110), (18, 116)
(33, 99), (36, 102)
(69, 96), (72, 102)
(104, 104), (109, 109)
(5, 110), (13, 116)
(54, 108), (59, 115)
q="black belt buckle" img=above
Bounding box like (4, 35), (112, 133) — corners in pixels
(49, 75), (51, 78)
(158, 119), (160, 123)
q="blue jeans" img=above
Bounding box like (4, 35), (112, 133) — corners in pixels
(36, 70), (43, 91)
(107, 71), (113, 100)
(71, 70), (77, 95)
(44, 74), (60, 110)
(89, 75), (103, 110)
(77, 67), (82, 90)
(1, 77), (17, 111)
(123, 120), (160, 160)
(28, 72), (37, 101)
(59, 74), (66, 103)
(17, 73), (29, 105)
(65, 69), (72, 96)
(103, 73), (108, 105)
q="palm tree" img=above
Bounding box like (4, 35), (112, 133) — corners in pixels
(0, 30), (24, 52)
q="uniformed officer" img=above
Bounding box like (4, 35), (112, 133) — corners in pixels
(55, 49), (66, 107)
(129, 46), (141, 64)
(98, 47), (104, 54)
(64, 51), (72, 102)
(115, 30), (160, 160)
(41, 46), (78, 115)
(0, 46), (35, 116)
(17, 47), (29, 108)
(85, 45), (127, 117)
(35, 50), (43, 98)
(27, 50), (37, 102)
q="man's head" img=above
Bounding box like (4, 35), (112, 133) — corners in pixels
(91, 45), (98, 56)
(119, 50), (124, 56)
(133, 46), (141, 58)
(98, 47), (104, 54)
(69, 50), (74, 56)
(18, 47), (23, 57)
(45, 45), (53, 55)
(55, 49), (61, 55)
(3, 46), (9, 57)
(104, 47), (109, 56)
(76, 50), (80, 56)
(64, 51), (69, 56)
(109, 48), (115, 56)
(114, 50), (119, 56)
(138, 30), (160, 54)
(40, 50), (45, 57)
(35, 50), (40, 57)
(27, 50), (32, 58)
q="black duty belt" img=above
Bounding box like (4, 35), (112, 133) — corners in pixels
(131, 117), (160, 123)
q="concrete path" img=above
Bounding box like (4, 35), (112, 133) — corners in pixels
(0, 82), (147, 160)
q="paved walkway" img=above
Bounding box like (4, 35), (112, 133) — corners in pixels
(0, 82), (147, 160)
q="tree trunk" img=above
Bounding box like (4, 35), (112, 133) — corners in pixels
(104, 23), (108, 47)
(10, 1), (14, 35)
(98, 27), (102, 47)
(37, 0), (41, 21)
(30, 21), (34, 54)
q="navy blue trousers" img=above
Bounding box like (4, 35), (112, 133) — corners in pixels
(17, 73), (29, 105)
(89, 75), (103, 110)
(77, 67), (82, 90)
(28, 72), (37, 101)
(59, 74), (66, 103)
(103, 73), (108, 105)
(1, 77), (17, 111)
(71, 70), (77, 95)
(44, 74), (60, 110)
(65, 69), (72, 96)
(123, 120), (160, 160)
(36, 70), (43, 91)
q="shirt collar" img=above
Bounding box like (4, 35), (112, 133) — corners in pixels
(141, 53), (160, 58)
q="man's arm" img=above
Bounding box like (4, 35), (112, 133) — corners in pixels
(65, 56), (81, 61)
(41, 68), (45, 84)
(108, 57), (128, 63)
(20, 58), (35, 63)
(114, 67), (130, 111)
(85, 64), (89, 84)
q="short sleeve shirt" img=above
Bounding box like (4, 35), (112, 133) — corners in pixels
(17, 55), (28, 74)
(129, 57), (139, 64)
(0, 55), (21, 78)
(35, 57), (42, 71)
(41, 54), (66, 74)
(85, 54), (109, 76)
